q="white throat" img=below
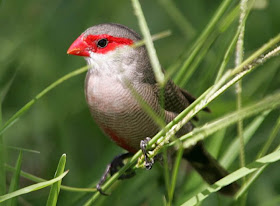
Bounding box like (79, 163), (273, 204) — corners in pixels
(85, 46), (140, 81)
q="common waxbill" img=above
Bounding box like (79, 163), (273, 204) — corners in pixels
(67, 23), (239, 195)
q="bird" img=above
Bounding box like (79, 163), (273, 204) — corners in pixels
(67, 23), (239, 196)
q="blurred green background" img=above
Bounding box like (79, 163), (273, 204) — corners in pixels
(0, 0), (280, 205)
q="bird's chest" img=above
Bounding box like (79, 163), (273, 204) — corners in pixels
(86, 73), (135, 114)
(85, 73), (159, 152)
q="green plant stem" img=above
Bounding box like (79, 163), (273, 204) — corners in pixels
(235, 114), (280, 198)
(132, 0), (165, 86)
(0, 98), (6, 200)
(162, 148), (170, 199)
(236, 81), (246, 167)
(46, 154), (66, 206)
(179, 32), (216, 85)
(179, 4), (240, 85)
(235, 0), (248, 181)
(174, 0), (236, 84)
(182, 149), (280, 206)
(0, 171), (68, 203)
(0, 65), (89, 136)
(230, 34), (280, 76)
(215, 19), (240, 83)
(7, 151), (22, 206)
(4, 164), (96, 193)
(0, 145), (40, 154)
(167, 144), (183, 206)
(132, 30), (171, 48)
(220, 110), (271, 167)
(157, 0), (196, 39)
(257, 114), (280, 158)
(84, 151), (142, 205)
(179, 92), (280, 149)
(186, 110), (271, 196)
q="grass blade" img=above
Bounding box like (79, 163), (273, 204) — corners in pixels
(235, 0), (249, 186)
(7, 151), (22, 206)
(181, 149), (280, 206)
(181, 92), (280, 149)
(180, 111), (270, 200)
(132, 0), (165, 86)
(4, 164), (96, 193)
(167, 145), (183, 206)
(46, 154), (66, 206)
(0, 145), (40, 154)
(220, 110), (271, 167)
(174, 0), (236, 85)
(156, 0), (196, 39)
(235, 113), (280, 198)
(0, 171), (68, 203)
(0, 64), (17, 203)
(207, 128), (226, 158)
(0, 98), (6, 204)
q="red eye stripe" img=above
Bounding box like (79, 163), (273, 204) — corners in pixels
(84, 34), (134, 54)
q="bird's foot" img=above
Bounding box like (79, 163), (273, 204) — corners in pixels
(96, 152), (135, 195)
(140, 137), (154, 170)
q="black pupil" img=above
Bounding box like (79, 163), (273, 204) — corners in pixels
(97, 39), (108, 48)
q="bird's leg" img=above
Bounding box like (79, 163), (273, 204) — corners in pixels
(140, 137), (154, 170)
(96, 152), (135, 195)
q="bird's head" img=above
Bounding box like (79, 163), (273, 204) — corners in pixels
(67, 23), (141, 57)
(67, 23), (154, 82)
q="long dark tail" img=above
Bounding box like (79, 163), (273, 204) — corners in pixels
(183, 142), (239, 196)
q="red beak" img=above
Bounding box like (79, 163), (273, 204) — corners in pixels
(67, 34), (90, 57)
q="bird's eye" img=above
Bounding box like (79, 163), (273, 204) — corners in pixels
(97, 38), (108, 48)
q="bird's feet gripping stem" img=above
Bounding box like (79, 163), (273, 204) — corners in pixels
(96, 152), (135, 195)
(140, 137), (154, 170)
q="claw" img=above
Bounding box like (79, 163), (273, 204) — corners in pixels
(96, 153), (134, 195)
(140, 137), (154, 170)
(96, 183), (110, 196)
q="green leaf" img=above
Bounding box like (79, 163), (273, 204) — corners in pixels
(0, 67), (17, 203)
(7, 151), (22, 206)
(156, 0), (196, 39)
(0, 171), (68, 203)
(4, 164), (96, 193)
(180, 93), (280, 149)
(220, 110), (271, 167)
(174, 0), (236, 85)
(207, 128), (226, 158)
(181, 149), (280, 206)
(235, 114), (280, 198)
(46, 154), (67, 206)
(167, 145), (184, 206)
(0, 145), (40, 154)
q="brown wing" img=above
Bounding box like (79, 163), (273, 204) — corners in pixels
(179, 88), (211, 113)
(161, 80), (210, 121)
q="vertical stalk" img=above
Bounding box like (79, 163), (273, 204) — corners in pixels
(235, 0), (247, 172)
(0, 97), (6, 201)
(157, 0), (196, 39)
(235, 0), (248, 205)
(235, 114), (280, 198)
(167, 145), (183, 206)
